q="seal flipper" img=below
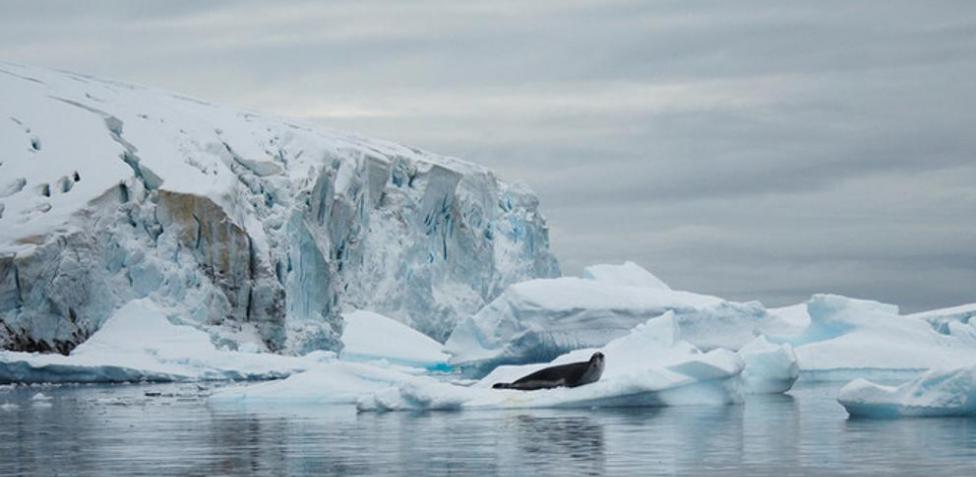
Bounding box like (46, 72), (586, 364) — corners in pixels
(492, 382), (512, 389)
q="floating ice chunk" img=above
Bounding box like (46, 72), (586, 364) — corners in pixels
(838, 366), (976, 418)
(208, 360), (423, 406)
(359, 312), (745, 412)
(340, 310), (449, 370)
(790, 295), (976, 381)
(0, 299), (311, 383)
(582, 261), (670, 290)
(737, 336), (798, 394)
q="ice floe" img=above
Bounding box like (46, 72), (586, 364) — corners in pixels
(838, 365), (976, 418)
(358, 312), (745, 412)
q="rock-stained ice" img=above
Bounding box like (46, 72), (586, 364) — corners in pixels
(838, 366), (976, 418)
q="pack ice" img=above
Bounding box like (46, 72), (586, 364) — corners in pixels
(279, 312), (746, 412)
(0, 61), (558, 357)
(838, 366), (976, 418)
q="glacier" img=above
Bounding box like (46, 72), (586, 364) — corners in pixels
(838, 365), (976, 418)
(0, 61), (558, 356)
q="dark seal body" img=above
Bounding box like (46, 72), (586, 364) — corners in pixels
(492, 352), (605, 391)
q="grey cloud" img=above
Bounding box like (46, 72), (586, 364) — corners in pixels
(1, 0), (974, 312)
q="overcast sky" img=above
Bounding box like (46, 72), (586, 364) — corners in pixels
(2, 0), (974, 311)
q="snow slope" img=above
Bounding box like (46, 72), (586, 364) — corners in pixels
(0, 62), (558, 355)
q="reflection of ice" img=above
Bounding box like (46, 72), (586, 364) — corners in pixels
(507, 414), (605, 475)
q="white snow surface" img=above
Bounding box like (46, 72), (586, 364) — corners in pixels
(838, 366), (976, 418)
(357, 312), (745, 412)
(0, 61), (558, 355)
(340, 310), (449, 369)
(443, 265), (781, 375)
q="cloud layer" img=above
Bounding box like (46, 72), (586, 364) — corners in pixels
(2, 0), (973, 311)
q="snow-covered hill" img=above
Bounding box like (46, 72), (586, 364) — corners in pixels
(0, 62), (559, 355)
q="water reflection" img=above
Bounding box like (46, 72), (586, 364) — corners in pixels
(2, 383), (976, 476)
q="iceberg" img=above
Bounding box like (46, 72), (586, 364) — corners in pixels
(208, 360), (422, 406)
(443, 266), (778, 375)
(737, 335), (798, 394)
(789, 295), (976, 381)
(0, 299), (313, 383)
(906, 303), (976, 346)
(581, 261), (670, 290)
(357, 312), (745, 412)
(339, 310), (450, 370)
(0, 61), (558, 356)
(838, 366), (976, 418)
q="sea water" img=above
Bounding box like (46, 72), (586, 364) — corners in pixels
(1, 381), (974, 476)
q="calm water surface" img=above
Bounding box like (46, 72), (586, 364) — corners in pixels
(1, 381), (975, 476)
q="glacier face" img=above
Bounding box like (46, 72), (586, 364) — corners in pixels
(0, 62), (558, 354)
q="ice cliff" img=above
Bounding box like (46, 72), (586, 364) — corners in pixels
(0, 62), (558, 355)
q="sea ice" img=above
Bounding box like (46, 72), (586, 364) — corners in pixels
(838, 365), (976, 418)
(358, 312), (745, 412)
(208, 360), (423, 406)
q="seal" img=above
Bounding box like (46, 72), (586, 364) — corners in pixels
(492, 352), (605, 391)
